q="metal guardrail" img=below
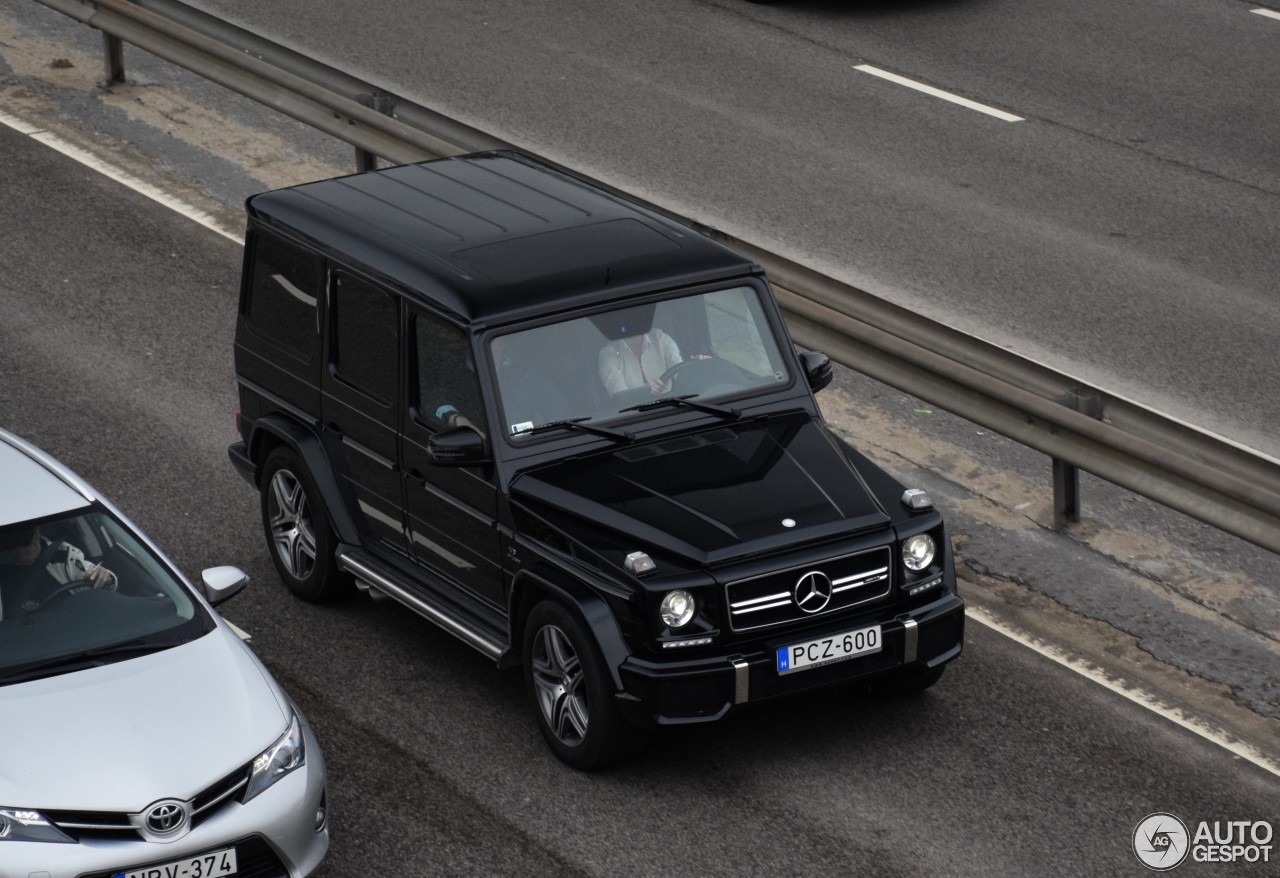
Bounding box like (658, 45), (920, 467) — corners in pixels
(31, 0), (1280, 555)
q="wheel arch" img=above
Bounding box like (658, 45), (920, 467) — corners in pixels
(507, 566), (632, 691)
(250, 415), (362, 545)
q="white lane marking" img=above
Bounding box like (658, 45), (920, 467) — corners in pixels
(5, 102), (1275, 781)
(1252, 7), (1280, 20)
(854, 64), (1024, 122)
(0, 107), (244, 244)
(968, 606), (1280, 779)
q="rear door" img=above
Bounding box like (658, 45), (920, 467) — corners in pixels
(319, 270), (409, 554)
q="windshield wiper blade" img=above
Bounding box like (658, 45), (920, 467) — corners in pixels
(619, 394), (741, 419)
(0, 639), (180, 685)
(513, 417), (633, 442)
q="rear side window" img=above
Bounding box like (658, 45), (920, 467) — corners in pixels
(332, 272), (398, 405)
(245, 230), (321, 360)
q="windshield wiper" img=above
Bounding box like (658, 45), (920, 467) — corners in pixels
(513, 418), (634, 443)
(0, 638), (181, 685)
(619, 394), (742, 419)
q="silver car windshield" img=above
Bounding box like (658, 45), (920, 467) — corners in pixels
(0, 509), (209, 680)
(491, 285), (790, 441)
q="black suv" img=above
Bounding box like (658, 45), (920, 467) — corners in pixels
(228, 151), (964, 769)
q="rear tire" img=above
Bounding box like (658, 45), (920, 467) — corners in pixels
(523, 600), (648, 770)
(259, 448), (351, 602)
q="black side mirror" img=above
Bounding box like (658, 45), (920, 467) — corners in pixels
(427, 426), (490, 466)
(799, 351), (833, 394)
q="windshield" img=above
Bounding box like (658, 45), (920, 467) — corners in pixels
(491, 285), (790, 441)
(0, 508), (210, 681)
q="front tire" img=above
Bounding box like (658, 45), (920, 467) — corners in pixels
(523, 601), (647, 770)
(259, 448), (351, 602)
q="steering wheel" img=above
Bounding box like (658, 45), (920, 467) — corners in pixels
(31, 578), (100, 612)
(657, 355), (717, 389)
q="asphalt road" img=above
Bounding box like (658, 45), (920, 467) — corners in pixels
(136, 0), (1280, 462)
(1, 116), (1277, 877)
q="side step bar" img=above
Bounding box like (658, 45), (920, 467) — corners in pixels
(336, 548), (506, 661)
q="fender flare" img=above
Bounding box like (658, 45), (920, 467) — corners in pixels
(249, 415), (362, 545)
(508, 567), (632, 691)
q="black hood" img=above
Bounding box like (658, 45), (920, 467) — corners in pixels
(511, 413), (890, 565)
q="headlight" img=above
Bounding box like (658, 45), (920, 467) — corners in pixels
(659, 590), (695, 629)
(244, 714), (305, 803)
(0, 809), (74, 843)
(902, 534), (936, 572)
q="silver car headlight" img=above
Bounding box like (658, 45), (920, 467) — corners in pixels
(659, 590), (695, 629)
(243, 714), (305, 803)
(0, 809), (73, 843)
(902, 534), (936, 572)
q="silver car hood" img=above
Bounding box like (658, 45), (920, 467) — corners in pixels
(1, 627), (290, 811)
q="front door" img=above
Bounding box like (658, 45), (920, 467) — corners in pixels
(400, 307), (503, 608)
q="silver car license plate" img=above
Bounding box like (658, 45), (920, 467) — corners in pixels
(114, 847), (237, 878)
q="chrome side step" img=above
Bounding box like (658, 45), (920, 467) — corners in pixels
(337, 550), (504, 660)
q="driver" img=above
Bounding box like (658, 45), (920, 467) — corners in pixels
(0, 525), (116, 618)
(598, 328), (684, 396)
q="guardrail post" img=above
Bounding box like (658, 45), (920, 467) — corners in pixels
(354, 92), (394, 171)
(102, 32), (126, 84)
(1052, 390), (1102, 528)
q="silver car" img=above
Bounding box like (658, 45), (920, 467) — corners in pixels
(0, 428), (328, 878)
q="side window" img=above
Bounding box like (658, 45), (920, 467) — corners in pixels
(331, 272), (398, 405)
(414, 312), (487, 434)
(245, 230), (322, 360)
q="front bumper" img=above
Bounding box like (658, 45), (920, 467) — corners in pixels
(1, 715), (329, 878)
(616, 592), (965, 727)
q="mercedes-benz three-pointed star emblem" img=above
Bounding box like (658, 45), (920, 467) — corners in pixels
(793, 570), (833, 613)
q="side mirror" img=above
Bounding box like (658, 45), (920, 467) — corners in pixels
(201, 566), (249, 605)
(427, 426), (490, 466)
(799, 351), (833, 394)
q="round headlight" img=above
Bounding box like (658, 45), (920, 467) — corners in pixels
(660, 590), (695, 629)
(902, 534), (936, 572)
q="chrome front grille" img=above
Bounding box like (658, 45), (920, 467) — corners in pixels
(726, 547), (892, 632)
(43, 763), (250, 841)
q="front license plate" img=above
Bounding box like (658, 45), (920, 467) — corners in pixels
(114, 847), (237, 878)
(777, 624), (882, 674)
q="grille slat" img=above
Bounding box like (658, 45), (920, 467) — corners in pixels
(726, 547), (893, 632)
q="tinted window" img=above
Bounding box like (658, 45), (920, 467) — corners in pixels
(245, 230), (321, 359)
(332, 272), (398, 405)
(415, 313), (486, 434)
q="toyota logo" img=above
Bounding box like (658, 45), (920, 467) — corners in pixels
(793, 571), (833, 614)
(144, 801), (188, 836)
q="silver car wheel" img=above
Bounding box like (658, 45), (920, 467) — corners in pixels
(530, 622), (589, 746)
(267, 469), (317, 580)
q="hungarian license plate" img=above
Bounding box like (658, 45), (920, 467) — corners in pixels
(777, 624), (882, 674)
(114, 847), (237, 878)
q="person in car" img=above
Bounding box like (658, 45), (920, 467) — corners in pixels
(598, 328), (685, 395)
(0, 525), (116, 618)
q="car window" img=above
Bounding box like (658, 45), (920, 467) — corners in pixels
(331, 271), (398, 405)
(413, 311), (487, 434)
(244, 230), (322, 360)
(491, 285), (790, 440)
(0, 509), (210, 679)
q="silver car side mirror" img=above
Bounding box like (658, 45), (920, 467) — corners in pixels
(202, 566), (250, 605)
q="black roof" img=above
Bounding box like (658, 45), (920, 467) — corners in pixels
(245, 151), (756, 323)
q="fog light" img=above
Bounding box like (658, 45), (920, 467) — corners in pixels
(660, 590), (695, 629)
(315, 807), (327, 832)
(902, 534), (936, 571)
